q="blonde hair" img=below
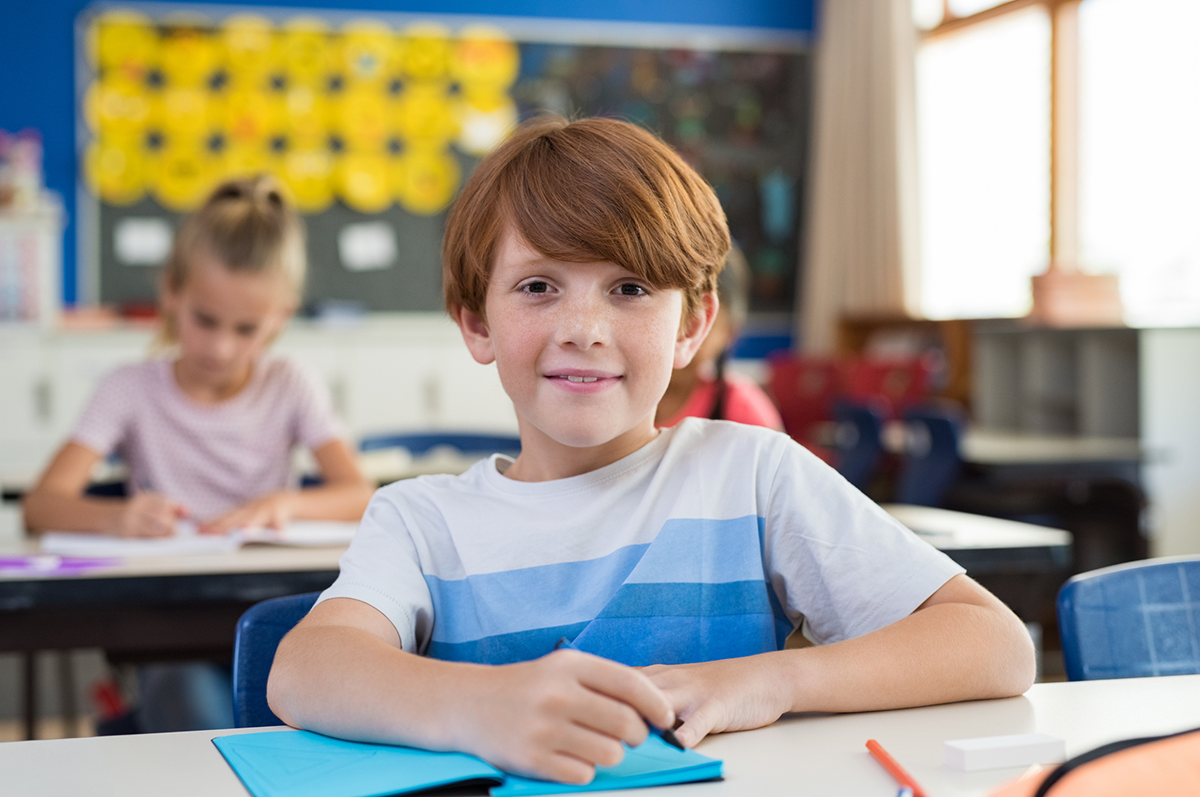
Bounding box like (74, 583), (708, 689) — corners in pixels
(443, 116), (730, 322)
(158, 175), (306, 345)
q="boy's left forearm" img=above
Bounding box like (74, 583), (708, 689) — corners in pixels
(774, 590), (1036, 715)
(645, 575), (1035, 746)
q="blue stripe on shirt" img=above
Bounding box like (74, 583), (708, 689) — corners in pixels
(622, 516), (765, 584)
(422, 516), (788, 665)
(424, 544), (649, 644)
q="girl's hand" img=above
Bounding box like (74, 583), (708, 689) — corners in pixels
(116, 492), (188, 538)
(461, 649), (675, 785)
(642, 654), (791, 748)
(200, 492), (293, 535)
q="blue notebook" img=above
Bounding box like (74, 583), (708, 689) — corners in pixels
(213, 729), (723, 797)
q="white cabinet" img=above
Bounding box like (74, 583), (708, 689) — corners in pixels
(1141, 329), (1200, 557)
(0, 329), (54, 473)
(0, 315), (517, 483)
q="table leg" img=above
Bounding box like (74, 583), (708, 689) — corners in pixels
(22, 651), (36, 741)
(57, 651), (78, 737)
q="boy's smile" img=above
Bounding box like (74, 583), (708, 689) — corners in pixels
(456, 225), (716, 481)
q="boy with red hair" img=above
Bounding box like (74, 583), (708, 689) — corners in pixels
(269, 117), (1034, 784)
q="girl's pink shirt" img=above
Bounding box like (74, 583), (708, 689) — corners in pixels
(70, 356), (345, 522)
(659, 372), (785, 431)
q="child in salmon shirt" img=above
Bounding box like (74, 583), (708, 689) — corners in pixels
(656, 244), (784, 431)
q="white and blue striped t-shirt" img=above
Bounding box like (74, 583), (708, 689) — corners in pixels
(318, 418), (965, 666)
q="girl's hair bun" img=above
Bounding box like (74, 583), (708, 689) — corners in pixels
(157, 174), (307, 347)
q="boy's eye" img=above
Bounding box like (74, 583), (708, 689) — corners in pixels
(236, 323), (259, 337)
(617, 283), (647, 296)
(524, 281), (549, 294)
(193, 311), (218, 329)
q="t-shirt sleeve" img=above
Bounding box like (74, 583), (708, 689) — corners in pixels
(761, 439), (966, 646)
(315, 487), (434, 653)
(69, 367), (135, 458)
(284, 360), (349, 451)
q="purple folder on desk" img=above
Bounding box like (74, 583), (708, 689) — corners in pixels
(0, 556), (118, 576)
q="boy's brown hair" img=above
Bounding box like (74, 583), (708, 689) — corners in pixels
(159, 174), (306, 345)
(443, 116), (730, 321)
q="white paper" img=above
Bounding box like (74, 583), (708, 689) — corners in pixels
(39, 520), (357, 557)
(337, 222), (397, 271)
(114, 217), (174, 266)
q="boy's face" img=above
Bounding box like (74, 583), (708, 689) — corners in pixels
(456, 226), (715, 477)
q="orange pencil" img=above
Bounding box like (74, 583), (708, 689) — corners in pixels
(866, 739), (930, 797)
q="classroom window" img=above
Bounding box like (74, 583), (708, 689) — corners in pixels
(915, 7), (1052, 319)
(1079, 0), (1200, 326)
(947, 0), (1011, 17)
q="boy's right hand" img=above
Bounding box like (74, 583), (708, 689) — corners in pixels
(114, 492), (188, 537)
(460, 649), (674, 785)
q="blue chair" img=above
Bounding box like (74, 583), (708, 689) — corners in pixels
(359, 432), (521, 457)
(831, 400), (885, 491)
(232, 592), (321, 728)
(1058, 556), (1200, 681)
(894, 404), (964, 507)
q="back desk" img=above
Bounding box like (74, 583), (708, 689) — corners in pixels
(0, 506), (1070, 657)
(0, 545), (342, 657)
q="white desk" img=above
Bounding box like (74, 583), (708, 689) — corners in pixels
(0, 541), (346, 740)
(883, 504), (1074, 553)
(2, 675), (1196, 797)
(960, 431), (1144, 466)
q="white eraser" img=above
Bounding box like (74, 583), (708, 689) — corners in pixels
(944, 733), (1066, 772)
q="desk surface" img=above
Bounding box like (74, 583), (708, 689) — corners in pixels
(0, 538), (344, 581)
(960, 430), (1144, 465)
(0, 542), (345, 655)
(3, 674), (1195, 797)
(883, 505), (1073, 551)
(0, 504), (1069, 586)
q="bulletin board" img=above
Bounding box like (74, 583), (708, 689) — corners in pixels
(77, 4), (811, 314)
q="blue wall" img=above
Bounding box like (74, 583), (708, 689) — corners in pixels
(0, 0), (815, 305)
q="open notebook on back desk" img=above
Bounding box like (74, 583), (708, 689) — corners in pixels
(213, 729), (723, 797)
(38, 520), (357, 557)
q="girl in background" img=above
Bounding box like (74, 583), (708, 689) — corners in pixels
(656, 244), (784, 431)
(23, 175), (373, 730)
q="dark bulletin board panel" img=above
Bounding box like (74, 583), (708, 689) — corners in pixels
(82, 6), (811, 314)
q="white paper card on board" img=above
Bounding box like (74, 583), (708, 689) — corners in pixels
(338, 221), (397, 272)
(114, 217), (174, 266)
(944, 733), (1066, 771)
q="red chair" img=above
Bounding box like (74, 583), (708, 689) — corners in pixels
(841, 356), (933, 418)
(766, 354), (841, 462)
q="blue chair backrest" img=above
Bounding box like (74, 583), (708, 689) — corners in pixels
(832, 400), (885, 491)
(360, 432), (521, 457)
(1058, 556), (1200, 681)
(894, 405), (963, 507)
(232, 592), (321, 728)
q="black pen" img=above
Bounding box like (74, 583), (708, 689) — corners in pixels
(553, 637), (685, 750)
